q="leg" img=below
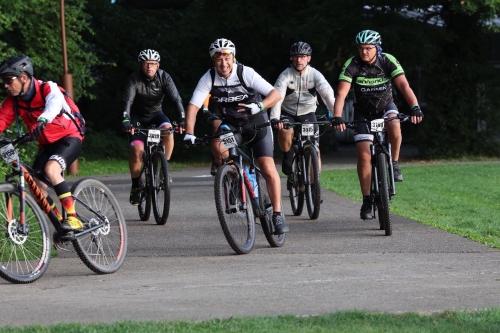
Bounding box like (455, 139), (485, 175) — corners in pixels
(129, 141), (145, 205)
(356, 141), (373, 220)
(278, 127), (295, 175)
(385, 116), (403, 181)
(160, 123), (174, 160)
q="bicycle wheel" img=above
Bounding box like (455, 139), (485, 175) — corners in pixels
(256, 171), (285, 248)
(0, 184), (51, 284)
(151, 151), (170, 225)
(214, 164), (255, 254)
(304, 145), (321, 220)
(71, 178), (128, 274)
(288, 153), (304, 216)
(138, 153), (151, 221)
(376, 153), (392, 236)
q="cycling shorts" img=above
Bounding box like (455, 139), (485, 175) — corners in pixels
(32, 137), (82, 172)
(215, 111), (274, 159)
(281, 112), (319, 148)
(128, 112), (171, 145)
(353, 102), (398, 143)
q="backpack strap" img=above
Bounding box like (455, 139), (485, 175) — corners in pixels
(209, 63), (250, 91)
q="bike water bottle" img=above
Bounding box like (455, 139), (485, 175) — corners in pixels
(244, 166), (260, 209)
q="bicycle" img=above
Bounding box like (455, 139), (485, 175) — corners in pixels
(134, 126), (176, 225)
(345, 113), (409, 236)
(194, 121), (286, 254)
(0, 134), (127, 283)
(283, 116), (330, 220)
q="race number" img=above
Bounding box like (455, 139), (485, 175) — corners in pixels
(0, 144), (19, 164)
(301, 124), (314, 137)
(147, 129), (161, 143)
(220, 132), (238, 149)
(370, 119), (385, 132)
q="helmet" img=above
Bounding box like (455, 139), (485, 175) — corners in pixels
(209, 38), (236, 58)
(0, 54), (34, 77)
(138, 49), (161, 62)
(355, 30), (382, 45)
(290, 42), (312, 56)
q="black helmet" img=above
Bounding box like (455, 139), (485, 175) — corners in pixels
(0, 54), (34, 77)
(290, 42), (312, 56)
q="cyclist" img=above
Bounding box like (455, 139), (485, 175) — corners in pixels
(121, 49), (185, 206)
(331, 30), (423, 220)
(270, 41), (336, 177)
(183, 38), (289, 234)
(0, 54), (84, 232)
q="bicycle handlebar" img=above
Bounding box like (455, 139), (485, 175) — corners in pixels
(344, 113), (409, 130)
(193, 121), (271, 146)
(0, 134), (33, 147)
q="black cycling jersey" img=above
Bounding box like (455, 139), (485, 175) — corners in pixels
(122, 68), (185, 119)
(339, 53), (404, 114)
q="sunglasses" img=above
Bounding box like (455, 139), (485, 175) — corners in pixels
(2, 77), (17, 85)
(213, 51), (233, 59)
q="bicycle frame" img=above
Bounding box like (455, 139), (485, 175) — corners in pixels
(370, 128), (396, 198)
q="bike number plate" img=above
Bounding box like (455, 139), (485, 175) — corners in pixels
(220, 133), (238, 149)
(370, 119), (385, 132)
(147, 129), (161, 143)
(0, 144), (19, 164)
(301, 124), (314, 137)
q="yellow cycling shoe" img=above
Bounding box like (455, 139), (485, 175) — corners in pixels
(61, 216), (84, 233)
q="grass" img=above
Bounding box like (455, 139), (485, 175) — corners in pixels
(321, 162), (500, 249)
(3, 309), (500, 332)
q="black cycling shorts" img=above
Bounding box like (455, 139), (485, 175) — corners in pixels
(129, 112), (171, 144)
(215, 111), (274, 159)
(353, 102), (399, 143)
(32, 137), (82, 172)
(281, 112), (320, 148)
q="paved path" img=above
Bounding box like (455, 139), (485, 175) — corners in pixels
(0, 147), (499, 327)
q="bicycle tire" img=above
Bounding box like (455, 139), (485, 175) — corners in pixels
(138, 153), (151, 221)
(0, 184), (51, 284)
(151, 151), (171, 225)
(376, 153), (392, 236)
(71, 178), (128, 274)
(288, 153), (304, 216)
(304, 145), (321, 220)
(214, 164), (255, 254)
(256, 171), (285, 248)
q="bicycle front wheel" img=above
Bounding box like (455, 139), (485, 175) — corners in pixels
(304, 145), (321, 220)
(214, 164), (255, 254)
(257, 171), (285, 248)
(71, 178), (128, 274)
(151, 151), (171, 225)
(376, 153), (392, 236)
(0, 184), (51, 284)
(288, 154), (304, 216)
(138, 153), (151, 221)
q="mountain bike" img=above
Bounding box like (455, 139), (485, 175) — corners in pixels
(194, 121), (286, 254)
(134, 127), (176, 225)
(0, 135), (127, 284)
(345, 113), (409, 236)
(284, 116), (330, 220)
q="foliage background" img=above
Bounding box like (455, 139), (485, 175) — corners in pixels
(0, 0), (499, 161)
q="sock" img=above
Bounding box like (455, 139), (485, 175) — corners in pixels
(132, 176), (141, 188)
(46, 195), (63, 221)
(54, 182), (76, 218)
(363, 195), (371, 203)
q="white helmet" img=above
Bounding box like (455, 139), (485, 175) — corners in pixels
(209, 38), (236, 58)
(138, 49), (161, 62)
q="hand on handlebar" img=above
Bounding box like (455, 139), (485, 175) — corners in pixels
(122, 118), (135, 134)
(330, 116), (346, 131)
(238, 102), (264, 115)
(410, 105), (424, 124)
(183, 133), (197, 147)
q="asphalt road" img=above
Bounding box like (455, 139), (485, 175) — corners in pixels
(1, 154), (499, 327)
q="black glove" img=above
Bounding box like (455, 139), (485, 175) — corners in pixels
(202, 108), (213, 120)
(30, 118), (47, 140)
(270, 118), (280, 127)
(122, 118), (132, 132)
(178, 118), (186, 130)
(330, 116), (344, 127)
(411, 105), (424, 118)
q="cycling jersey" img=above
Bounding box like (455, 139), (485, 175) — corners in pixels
(270, 66), (335, 120)
(0, 78), (83, 147)
(122, 68), (185, 119)
(338, 53), (404, 114)
(189, 64), (273, 126)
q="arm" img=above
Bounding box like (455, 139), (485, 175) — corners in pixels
(269, 72), (287, 120)
(39, 82), (70, 122)
(393, 75), (422, 124)
(314, 70), (336, 112)
(332, 81), (351, 131)
(162, 73), (185, 120)
(0, 98), (16, 134)
(121, 75), (137, 119)
(184, 103), (200, 134)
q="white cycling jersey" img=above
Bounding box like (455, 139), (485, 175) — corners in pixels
(269, 65), (335, 120)
(189, 65), (274, 108)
